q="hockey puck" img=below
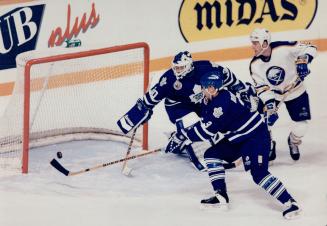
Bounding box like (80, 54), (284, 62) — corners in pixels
(56, 151), (63, 159)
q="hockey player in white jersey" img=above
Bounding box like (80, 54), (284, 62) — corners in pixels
(249, 28), (317, 161)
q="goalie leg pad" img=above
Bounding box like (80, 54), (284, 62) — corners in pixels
(117, 99), (152, 134)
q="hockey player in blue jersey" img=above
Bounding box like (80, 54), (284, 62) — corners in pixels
(165, 70), (300, 219)
(249, 28), (317, 161)
(117, 51), (257, 170)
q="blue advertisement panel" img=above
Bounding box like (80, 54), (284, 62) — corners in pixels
(0, 4), (45, 70)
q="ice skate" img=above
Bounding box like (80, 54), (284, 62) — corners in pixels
(200, 190), (229, 210)
(283, 198), (301, 219)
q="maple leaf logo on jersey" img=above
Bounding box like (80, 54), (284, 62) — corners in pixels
(213, 107), (223, 118)
(190, 84), (204, 104)
(266, 66), (285, 86)
(160, 77), (167, 86)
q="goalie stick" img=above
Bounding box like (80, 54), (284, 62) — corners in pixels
(121, 129), (137, 175)
(50, 148), (161, 176)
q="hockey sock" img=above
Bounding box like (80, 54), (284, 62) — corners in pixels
(290, 120), (308, 144)
(205, 158), (226, 191)
(257, 173), (293, 204)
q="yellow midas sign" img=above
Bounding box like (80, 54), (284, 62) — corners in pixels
(179, 0), (318, 42)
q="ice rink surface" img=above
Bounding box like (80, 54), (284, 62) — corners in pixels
(1, 53), (327, 226)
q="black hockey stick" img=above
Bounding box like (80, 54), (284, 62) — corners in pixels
(222, 157), (242, 169)
(50, 148), (161, 176)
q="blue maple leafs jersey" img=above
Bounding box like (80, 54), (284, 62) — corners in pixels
(143, 60), (246, 113)
(186, 89), (264, 144)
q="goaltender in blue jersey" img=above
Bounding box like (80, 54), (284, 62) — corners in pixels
(117, 51), (257, 170)
(142, 52), (255, 124)
(118, 51), (255, 132)
(164, 70), (301, 219)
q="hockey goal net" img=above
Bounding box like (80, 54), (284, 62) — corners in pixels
(0, 42), (149, 174)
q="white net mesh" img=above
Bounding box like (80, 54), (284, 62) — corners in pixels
(0, 44), (148, 173)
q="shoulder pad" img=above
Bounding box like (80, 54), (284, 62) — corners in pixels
(249, 56), (260, 75)
(270, 41), (297, 49)
(159, 69), (176, 86)
(193, 60), (212, 67)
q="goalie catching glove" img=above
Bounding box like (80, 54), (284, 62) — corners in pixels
(117, 98), (153, 134)
(165, 130), (192, 154)
(229, 82), (259, 113)
(238, 82), (259, 112)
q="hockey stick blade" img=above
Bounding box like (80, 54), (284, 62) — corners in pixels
(50, 159), (70, 176)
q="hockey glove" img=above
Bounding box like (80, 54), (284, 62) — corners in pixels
(296, 54), (310, 81)
(264, 100), (279, 126)
(165, 130), (191, 154)
(239, 83), (259, 112)
(117, 98), (153, 134)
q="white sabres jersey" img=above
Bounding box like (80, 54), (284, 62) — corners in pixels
(250, 41), (317, 103)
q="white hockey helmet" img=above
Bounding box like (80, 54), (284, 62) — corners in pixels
(172, 51), (194, 79)
(250, 28), (271, 55)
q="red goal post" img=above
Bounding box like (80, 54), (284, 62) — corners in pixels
(0, 42), (150, 174)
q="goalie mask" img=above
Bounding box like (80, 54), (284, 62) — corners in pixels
(250, 28), (271, 56)
(172, 51), (194, 79)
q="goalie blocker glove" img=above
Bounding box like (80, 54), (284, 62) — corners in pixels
(117, 98), (153, 134)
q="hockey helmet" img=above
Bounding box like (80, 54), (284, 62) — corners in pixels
(250, 28), (271, 55)
(200, 70), (224, 91)
(172, 51), (194, 79)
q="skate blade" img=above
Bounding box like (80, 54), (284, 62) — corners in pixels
(284, 209), (301, 220)
(200, 203), (229, 211)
